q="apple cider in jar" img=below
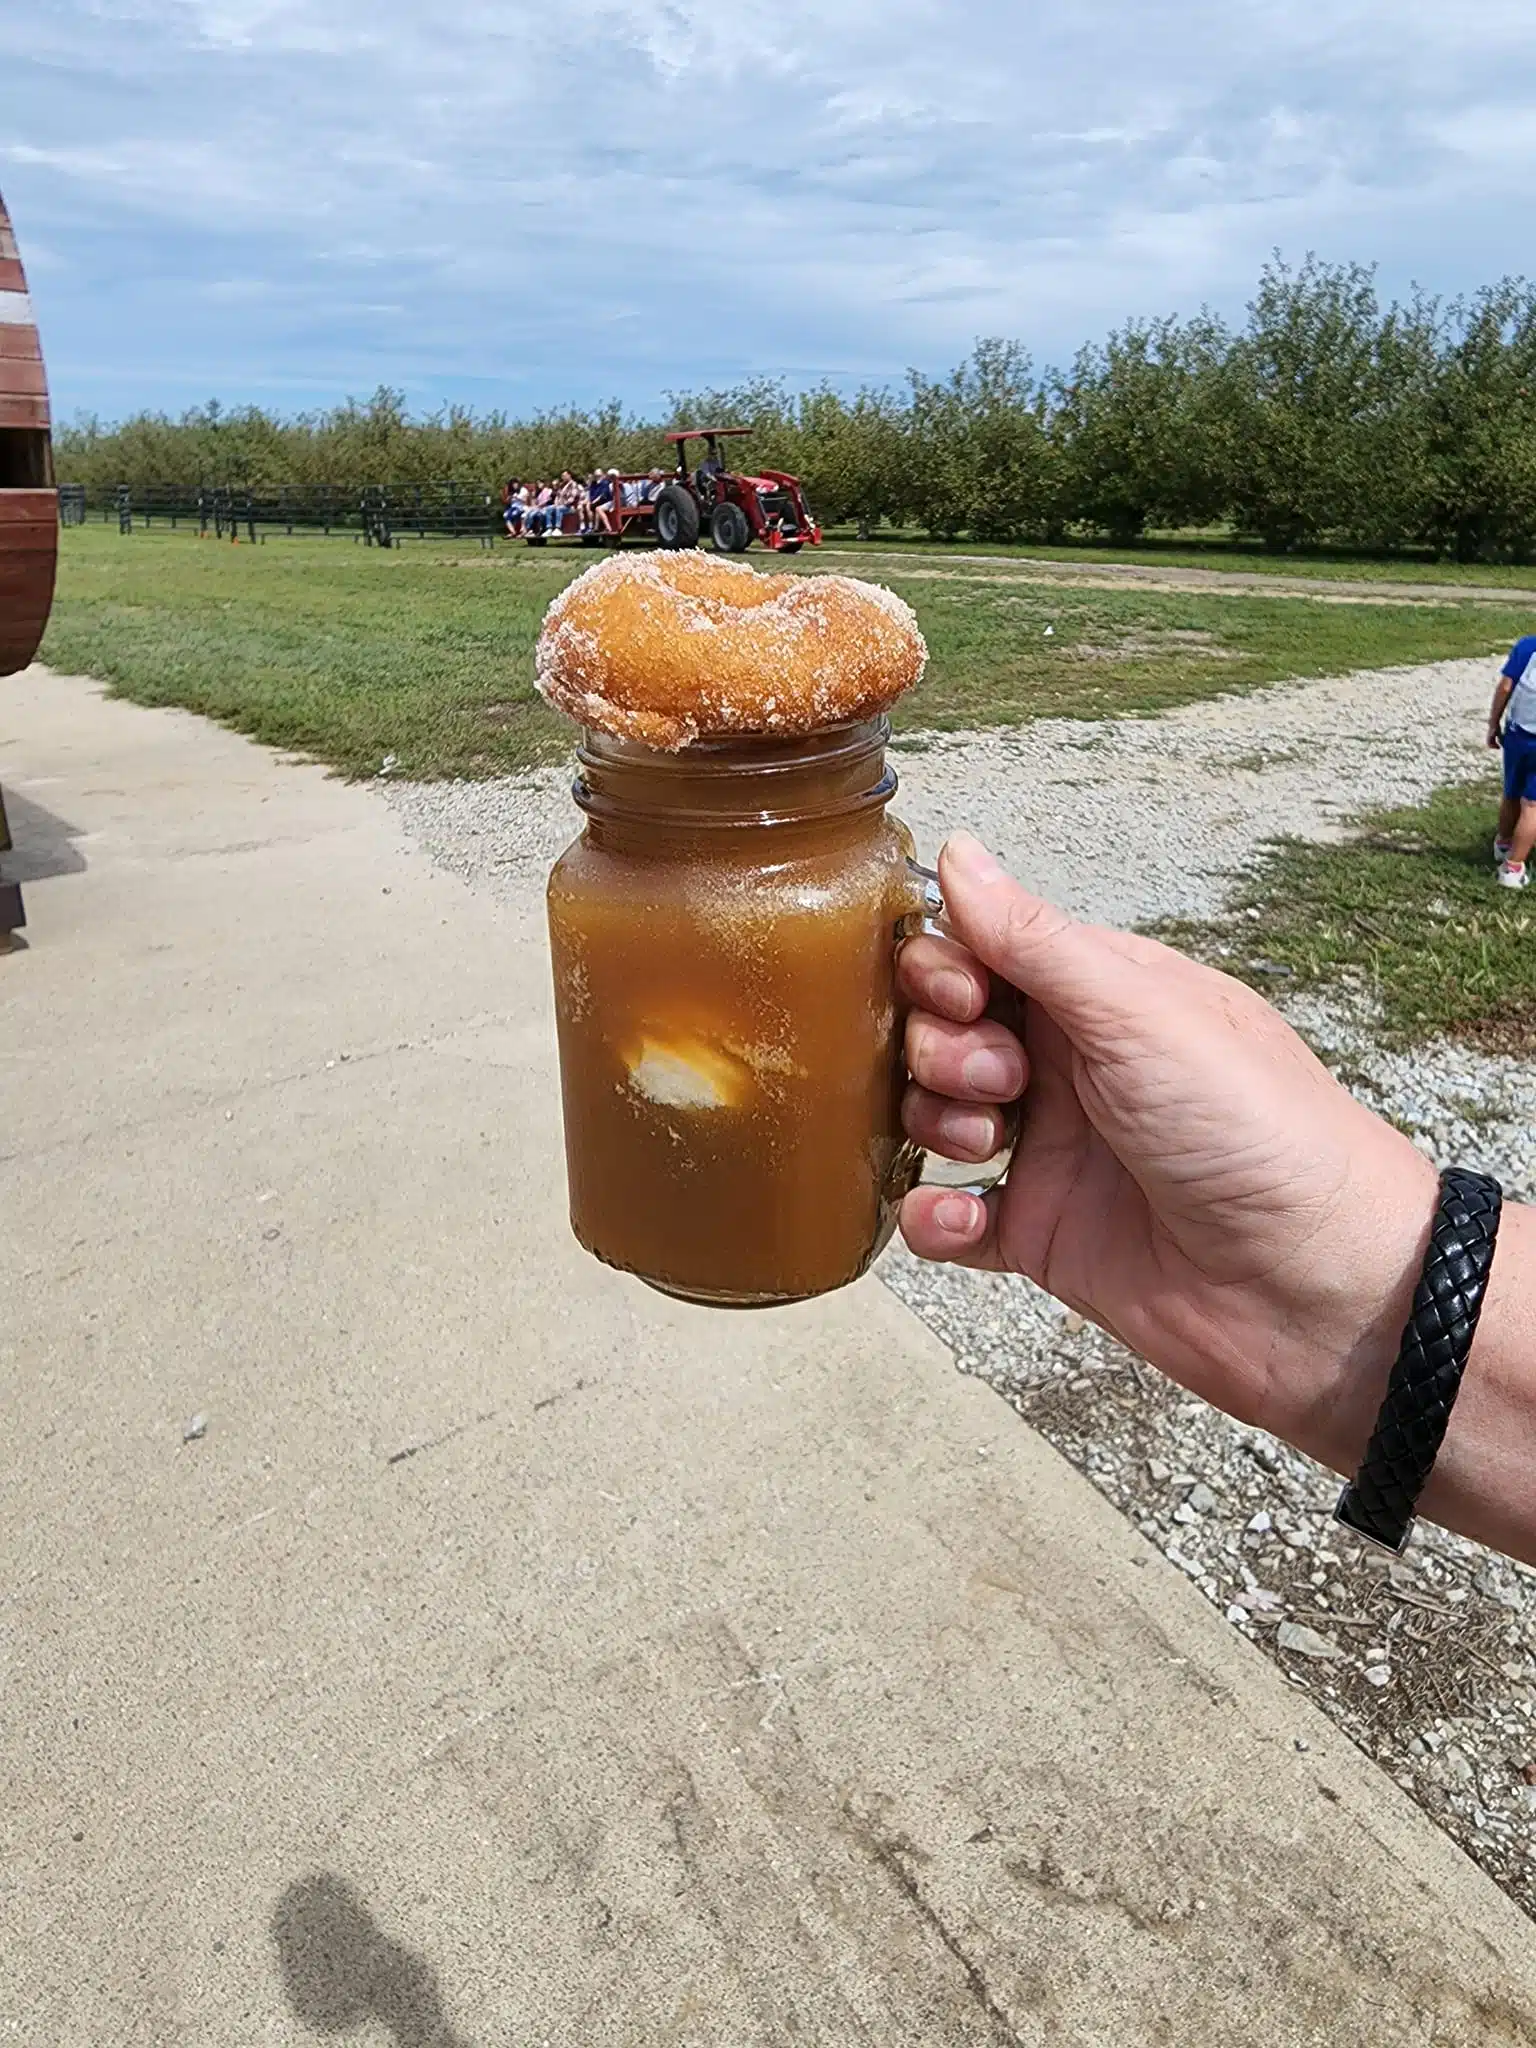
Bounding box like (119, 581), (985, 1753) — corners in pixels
(547, 719), (924, 1306)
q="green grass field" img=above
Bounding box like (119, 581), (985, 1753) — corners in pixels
(40, 526), (1536, 780)
(1159, 782), (1535, 1052)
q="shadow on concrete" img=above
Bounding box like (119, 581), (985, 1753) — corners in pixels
(0, 787), (88, 884)
(271, 1873), (472, 2047)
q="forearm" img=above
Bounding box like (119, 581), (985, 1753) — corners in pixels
(1489, 678), (1513, 736)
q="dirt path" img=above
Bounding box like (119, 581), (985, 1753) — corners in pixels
(815, 546), (1536, 608)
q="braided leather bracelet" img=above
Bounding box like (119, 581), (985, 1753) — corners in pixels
(1334, 1167), (1503, 1555)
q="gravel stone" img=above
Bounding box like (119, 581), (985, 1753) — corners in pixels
(1277, 1622), (1345, 1661)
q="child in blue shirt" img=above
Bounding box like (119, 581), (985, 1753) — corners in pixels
(1489, 636), (1536, 887)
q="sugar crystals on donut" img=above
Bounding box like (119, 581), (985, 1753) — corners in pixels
(535, 551), (927, 750)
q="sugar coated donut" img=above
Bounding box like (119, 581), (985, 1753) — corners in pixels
(535, 551), (926, 750)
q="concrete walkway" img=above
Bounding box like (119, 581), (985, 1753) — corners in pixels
(5, 667), (1535, 2047)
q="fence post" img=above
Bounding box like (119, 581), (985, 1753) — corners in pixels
(117, 485), (131, 535)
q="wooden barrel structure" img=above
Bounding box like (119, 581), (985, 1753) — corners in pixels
(0, 187), (55, 676)
(0, 184), (56, 939)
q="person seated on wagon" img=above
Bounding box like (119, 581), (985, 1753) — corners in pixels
(554, 471), (582, 535)
(588, 469), (618, 534)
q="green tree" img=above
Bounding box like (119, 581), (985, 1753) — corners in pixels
(1420, 283), (1536, 562)
(1051, 314), (1231, 542)
(906, 340), (1052, 541)
(1222, 255), (1388, 551)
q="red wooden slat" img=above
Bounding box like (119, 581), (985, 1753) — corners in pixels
(0, 561), (54, 604)
(0, 490), (58, 523)
(0, 552), (57, 588)
(0, 541), (56, 570)
(0, 618), (51, 653)
(0, 604), (52, 636)
(0, 327), (41, 361)
(0, 258), (26, 294)
(0, 396), (50, 430)
(0, 544), (56, 577)
(0, 360), (47, 400)
(0, 581), (54, 618)
(0, 637), (53, 675)
(0, 536), (55, 569)
(0, 615), (55, 668)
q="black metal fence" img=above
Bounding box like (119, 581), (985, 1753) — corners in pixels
(80, 481), (505, 548)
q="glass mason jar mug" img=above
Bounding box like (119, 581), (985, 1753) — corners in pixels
(547, 718), (978, 1308)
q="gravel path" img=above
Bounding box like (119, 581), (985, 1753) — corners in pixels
(386, 651), (1536, 1917)
(387, 654), (1498, 928)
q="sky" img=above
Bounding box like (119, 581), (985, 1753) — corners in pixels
(4, 0), (1536, 426)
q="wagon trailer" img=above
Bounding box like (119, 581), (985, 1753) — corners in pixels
(0, 186), (57, 946)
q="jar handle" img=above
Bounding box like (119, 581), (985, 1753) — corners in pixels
(903, 859), (1019, 1195)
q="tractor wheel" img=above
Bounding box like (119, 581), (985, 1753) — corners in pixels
(654, 484), (701, 549)
(709, 502), (751, 554)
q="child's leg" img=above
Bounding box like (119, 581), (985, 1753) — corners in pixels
(1510, 798), (1536, 867)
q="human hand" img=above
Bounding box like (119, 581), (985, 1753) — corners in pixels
(898, 835), (1440, 1474)
(1488, 725), (1504, 750)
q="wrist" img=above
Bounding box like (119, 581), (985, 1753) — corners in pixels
(1263, 1132), (1441, 1475)
(1417, 1201), (1536, 1555)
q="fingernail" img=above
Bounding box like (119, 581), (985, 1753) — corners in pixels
(962, 1048), (1020, 1096)
(935, 969), (975, 1015)
(939, 1106), (995, 1155)
(933, 1194), (979, 1235)
(943, 832), (1005, 885)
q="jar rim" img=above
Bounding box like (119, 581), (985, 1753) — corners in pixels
(578, 715), (888, 776)
(572, 717), (896, 831)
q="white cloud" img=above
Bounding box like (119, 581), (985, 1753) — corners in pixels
(2, 0), (1535, 417)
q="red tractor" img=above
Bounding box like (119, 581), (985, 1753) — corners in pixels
(651, 427), (821, 555)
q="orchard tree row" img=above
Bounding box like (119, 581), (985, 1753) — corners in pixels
(56, 256), (1536, 561)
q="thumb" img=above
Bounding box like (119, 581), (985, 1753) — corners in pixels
(937, 832), (1146, 1030)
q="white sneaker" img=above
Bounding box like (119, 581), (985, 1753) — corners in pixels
(1497, 860), (1528, 889)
